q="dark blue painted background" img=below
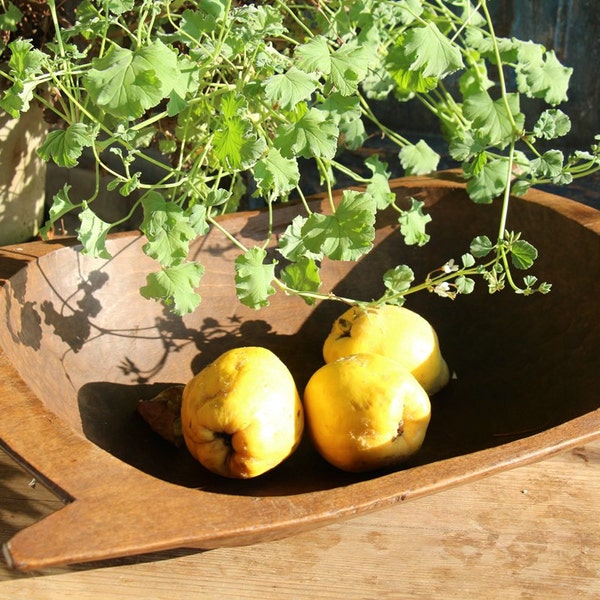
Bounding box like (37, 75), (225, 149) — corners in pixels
(378, 0), (600, 150)
(491, 0), (600, 148)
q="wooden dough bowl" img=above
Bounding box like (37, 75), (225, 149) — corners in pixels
(0, 174), (599, 570)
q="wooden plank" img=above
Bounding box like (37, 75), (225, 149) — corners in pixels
(0, 443), (598, 597)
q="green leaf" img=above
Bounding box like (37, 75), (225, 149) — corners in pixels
(278, 216), (323, 262)
(0, 2), (23, 33)
(463, 91), (524, 147)
(465, 158), (510, 204)
(0, 40), (44, 116)
(295, 36), (370, 95)
(105, 0), (135, 15)
(399, 140), (440, 175)
(511, 178), (532, 197)
(187, 204), (210, 236)
(295, 36), (331, 74)
(5, 39), (43, 76)
(510, 239), (538, 270)
(77, 204), (113, 259)
(455, 276), (475, 294)
(533, 109), (571, 140)
(403, 23), (464, 79)
(530, 149), (564, 180)
(383, 265), (415, 294)
(167, 89), (187, 117)
(140, 193), (196, 266)
(470, 235), (494, 258)
(37, 123), (95, 168)
(253, 147), (300, 197)
(180, 6), (224, 39)
(220, 91), (247, 117)
(386, 41), (439, 95)
(328, 41), (371, 95)
(140, 262), (204, 316)
(390, 0), (423, 25)
(280, 257), (321, 304)
(397, 198), (431, 246)
(264, 66), (318, 110)
(213, 117), (266, 170)
(365, 155), (395, 209)
(516, 43), (572, 105)
(317, 93), (366, 150)
(448, 130), (487, 162)
(40, 184), (79, 239)
(459, 60), (494, 97)
(318, 92), (361, 123)
(84, 39), (182, 119)
(461, 253), (476, 268)
(275, 107), (339, 160)
(301, 190), (376, 261)
(203, 189), (231, 207)
(235, 247), (277, 309)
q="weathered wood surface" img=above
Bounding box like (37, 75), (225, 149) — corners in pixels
(0, 442), (599, 598)
(0, 175), (598, 573)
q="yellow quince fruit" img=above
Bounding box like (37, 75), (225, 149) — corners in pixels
(303, 353), (431, 472)
(181, 346), (304, 479)
(322, 304), (450, 395)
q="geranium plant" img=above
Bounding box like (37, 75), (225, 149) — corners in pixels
(1, 0), (599, 315)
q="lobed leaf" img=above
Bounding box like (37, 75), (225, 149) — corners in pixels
(399, 140), (440, 175)
(235, 247), (277, 309)
(403, 22), (464, 79)
(510, 239), (538, 270)
(275, 107), (339, 160)
(397, 198), (431, 246)
(40, 185), (79, 239)
(465, 158), (511, 204)
(140, 262), (204, 316)
(533, 109), (571, 140)
(470, 235), (494, 258)
(365, 155), (395, 209)
(140, 193), (196, 267)
(301, 190), (376, 261)
(278, 216), (323, 262)
(383, 265), (414, 294)
(213, 117), (266, 170)
(84, 40), (184, 119)
(280, 257), (321, 304)
(37, 123), (96, 168)
(253, 148), (300, 197)
(77, 204), (113, 259)
(463, 91), (524, 147)
(516, 43), (572, 106)
(264, 66), (319, 110)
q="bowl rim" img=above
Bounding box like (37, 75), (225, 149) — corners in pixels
(1, 172), (599, 571)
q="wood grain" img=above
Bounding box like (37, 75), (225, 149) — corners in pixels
(0, 442), (599, 598)
(0, 175), (598, 572)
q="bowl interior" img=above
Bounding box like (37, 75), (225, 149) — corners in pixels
(1, 183), (598, 497)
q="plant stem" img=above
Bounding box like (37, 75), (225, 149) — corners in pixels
(480, 0), (520, 135)
(273, 278), (359, 307)
(497, 141), (516, 244)
(207, 215), (250, 255)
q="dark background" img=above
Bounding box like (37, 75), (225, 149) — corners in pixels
(377, 0), (600, 150)
(370, 0), (600, 209)
(45, 1), (600, 222)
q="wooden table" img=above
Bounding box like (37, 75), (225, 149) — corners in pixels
(1, 440), (598, 598)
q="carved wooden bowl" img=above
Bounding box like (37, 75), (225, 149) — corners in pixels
(1, 174), (598, 570)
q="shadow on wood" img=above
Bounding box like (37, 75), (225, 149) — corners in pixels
(0, 175), (598, 569)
